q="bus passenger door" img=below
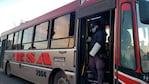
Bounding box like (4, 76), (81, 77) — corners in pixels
(77, 10), (114, 84)
(115, 0), (141, 83)
(0, 39), (7, 68)
(76, 18), (88, 84)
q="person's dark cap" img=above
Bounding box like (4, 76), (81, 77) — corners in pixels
(92, 21), (101, 26)
(89, 21), (101, 29)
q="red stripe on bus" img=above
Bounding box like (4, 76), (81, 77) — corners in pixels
(118, 73), (140, 84)
(114, 71), (141, 84)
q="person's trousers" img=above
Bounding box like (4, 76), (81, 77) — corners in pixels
(89, 56), (105, 84)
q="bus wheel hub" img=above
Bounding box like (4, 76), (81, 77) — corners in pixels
(57, 78), (67, 84)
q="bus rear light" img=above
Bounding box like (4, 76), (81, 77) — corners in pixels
(68, 75), (73, 80)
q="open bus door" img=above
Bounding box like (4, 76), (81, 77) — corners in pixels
(76, 18), (88, 84)
(0, 39), (7, 68)
(0, 38), (1, 68)
(77, 10), (114, 84)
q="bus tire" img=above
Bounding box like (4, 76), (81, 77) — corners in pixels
(5, 62), (12, 77)
(53, 71), (68, 84)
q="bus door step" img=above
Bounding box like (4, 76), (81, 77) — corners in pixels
(87, 70), (96, 79)
(88, 79), (97, 84)
(88, 79), (109, 84)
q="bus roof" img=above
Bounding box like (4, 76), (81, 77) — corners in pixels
(1, 0), (115, 36)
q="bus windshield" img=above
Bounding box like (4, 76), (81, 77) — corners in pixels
(136, 3), (149, 73)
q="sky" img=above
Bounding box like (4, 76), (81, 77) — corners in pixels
(0, 0), (75, 35)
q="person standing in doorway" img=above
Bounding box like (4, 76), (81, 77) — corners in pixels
(88, 21), (107, 84)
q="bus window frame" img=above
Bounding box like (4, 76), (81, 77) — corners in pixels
(33, 21), (50, 49)
(6, 33), (14, 50)
(22, 26), (34, 50)
(120, 2), (137, 70)
(13, 31), (23, 50)
(50, 12), (75, 49)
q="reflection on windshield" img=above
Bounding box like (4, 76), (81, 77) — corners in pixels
(137, 4), (149, 72)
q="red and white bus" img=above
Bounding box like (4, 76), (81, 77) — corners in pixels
(0, 0), (149, 84)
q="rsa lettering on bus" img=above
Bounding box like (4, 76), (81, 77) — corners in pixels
(13, 52), (52, 65)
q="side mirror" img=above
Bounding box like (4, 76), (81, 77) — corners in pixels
(139, 0), (149, 24)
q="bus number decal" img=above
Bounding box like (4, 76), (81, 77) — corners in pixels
(36, 70), (46, 77)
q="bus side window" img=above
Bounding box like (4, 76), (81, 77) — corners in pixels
(13, 31), (22, 50)
(50, 13), (75, 48)
(120, 3), (136, 70)
(7, 33), (14, 50)
(13, 32), (19, 49)
(22, 27), (34, 50)
(34, 22), (49, 49)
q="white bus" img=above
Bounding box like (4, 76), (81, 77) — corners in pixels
(1, 0), (149, 84)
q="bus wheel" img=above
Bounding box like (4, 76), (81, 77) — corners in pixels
(53, 71), (68, 84)
(5, 63), (11, 76)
